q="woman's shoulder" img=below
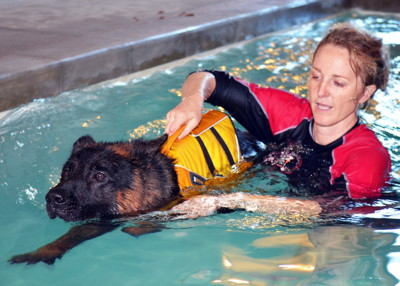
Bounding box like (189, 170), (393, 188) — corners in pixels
(337, 124), (391, 173)
(333, 124), (391, 198)
(260, 88), (312, 131)
(344, 124), (387, 151)
(337, 124), (390, 164)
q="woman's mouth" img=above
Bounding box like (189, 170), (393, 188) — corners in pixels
(316, 103), (332, 111)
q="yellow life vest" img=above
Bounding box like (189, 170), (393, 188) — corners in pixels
(161, 110), (241, 190)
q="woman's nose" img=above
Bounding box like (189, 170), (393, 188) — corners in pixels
(317, 81), (329, 98)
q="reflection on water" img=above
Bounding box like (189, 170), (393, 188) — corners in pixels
(214, 226), (399, 285)
(127, 119), (166, 140)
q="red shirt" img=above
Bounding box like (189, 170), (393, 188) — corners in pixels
(206, 70), (391, 198)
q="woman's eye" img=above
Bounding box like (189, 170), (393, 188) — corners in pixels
(95, 172), (106, 182)
(334, 81), (344, 87)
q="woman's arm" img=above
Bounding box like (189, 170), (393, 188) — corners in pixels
(170, 193), (322, 219)
(165, 70), (302, 144)
(165, 72), (216, 139)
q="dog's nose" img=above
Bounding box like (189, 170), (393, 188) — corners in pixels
(46, 189), (67, 206)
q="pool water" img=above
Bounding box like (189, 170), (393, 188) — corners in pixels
(1, 10), (400, 286)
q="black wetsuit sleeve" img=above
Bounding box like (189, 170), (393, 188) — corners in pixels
(205, 70), (274, 144)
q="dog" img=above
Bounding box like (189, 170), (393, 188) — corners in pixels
(8, 111), (259, 264)
(9, 110), (322, 265)
(43, 110), (260, 222)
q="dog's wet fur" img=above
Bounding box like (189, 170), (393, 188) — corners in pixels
(46, 135), (181, 222)
(10, 130), (260, 264)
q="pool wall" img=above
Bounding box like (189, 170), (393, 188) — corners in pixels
(0, 0), (399, 112)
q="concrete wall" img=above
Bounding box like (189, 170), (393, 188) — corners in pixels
(0, 0), (398, 111)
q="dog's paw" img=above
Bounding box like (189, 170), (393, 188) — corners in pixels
(122, 222), (165, 237)
(9, 248), (62, 265)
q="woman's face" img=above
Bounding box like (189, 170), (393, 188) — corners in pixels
(308, 44), (372, 132)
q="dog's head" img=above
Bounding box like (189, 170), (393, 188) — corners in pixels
(46, 135), (179, 222)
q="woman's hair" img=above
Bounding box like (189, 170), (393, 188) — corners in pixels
(313, 23), (389, 92)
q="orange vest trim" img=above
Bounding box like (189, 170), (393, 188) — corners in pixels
(161, 110), (242, 190)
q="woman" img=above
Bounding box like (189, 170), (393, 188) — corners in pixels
(165, 23), (391, 200)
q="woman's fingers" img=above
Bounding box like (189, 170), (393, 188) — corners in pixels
(164, 71), (215, 138)
(165, 109), (187, 136)
(178, 118), (199, 139)
(165, 111), (177, 135)
(165, 103), (202, 137)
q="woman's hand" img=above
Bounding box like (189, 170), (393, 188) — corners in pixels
(165, 72), (216, 139)
(165, 96), (203, 139)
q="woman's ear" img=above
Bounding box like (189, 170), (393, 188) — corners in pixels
(359, 84), (377, 104)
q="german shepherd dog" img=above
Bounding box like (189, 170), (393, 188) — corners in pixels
(9, 112), (265, 265)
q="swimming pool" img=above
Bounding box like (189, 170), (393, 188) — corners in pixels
(1, 10), (399, 285)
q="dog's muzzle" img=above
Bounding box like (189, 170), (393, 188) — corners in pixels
(46, 187), (72, 220)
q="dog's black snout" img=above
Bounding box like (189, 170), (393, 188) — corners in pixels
(46, 189), (67, 206)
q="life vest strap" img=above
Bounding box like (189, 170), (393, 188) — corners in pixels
(194, 135), (216, 176)
(210, 126), (236, 166)
(161, 110), (241, 189)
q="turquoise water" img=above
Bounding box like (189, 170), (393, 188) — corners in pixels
(1, 11), (400, 285)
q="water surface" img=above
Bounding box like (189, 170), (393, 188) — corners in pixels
(1, 10), (399, 286)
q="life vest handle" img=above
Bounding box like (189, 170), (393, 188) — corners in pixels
(161, 125), (186, 154)
(161, 110), (229, 155)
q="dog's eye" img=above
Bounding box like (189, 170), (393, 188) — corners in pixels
(95, 172), (106, 182)
(63, 166), (72, 178)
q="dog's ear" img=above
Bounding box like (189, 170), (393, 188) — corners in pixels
(132, 134), (168, 155)
(73, 135), (96, 153)
(148, 134), (168, 152)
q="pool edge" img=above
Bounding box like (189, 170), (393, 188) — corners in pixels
(1, 0), (399, 112)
